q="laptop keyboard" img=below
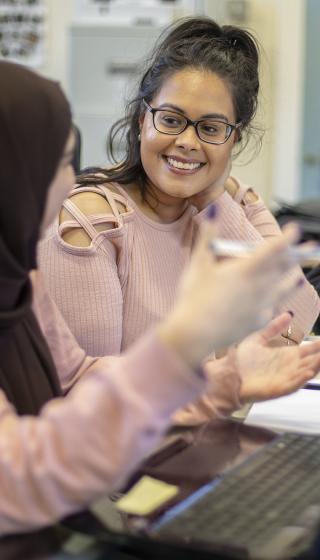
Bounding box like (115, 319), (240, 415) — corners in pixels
(154, 433), (320, 552)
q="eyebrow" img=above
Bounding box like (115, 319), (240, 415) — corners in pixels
(157, 103), (229, 121)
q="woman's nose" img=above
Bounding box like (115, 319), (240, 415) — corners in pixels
(174, 124), (201, 151)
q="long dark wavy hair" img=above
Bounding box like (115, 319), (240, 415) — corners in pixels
(77, 17), (260, 198)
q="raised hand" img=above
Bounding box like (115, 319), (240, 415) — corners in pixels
(234, 312), (320, 403)
(159, 212), (303, 370)
(188, 160), (232, 211)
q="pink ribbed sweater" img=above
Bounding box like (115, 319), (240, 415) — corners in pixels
(39, 177), (320, 360)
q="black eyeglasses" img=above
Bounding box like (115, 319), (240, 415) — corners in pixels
(143, 99), (241, 145)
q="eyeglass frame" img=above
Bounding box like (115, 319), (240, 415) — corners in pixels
(142, 98), (241, 145)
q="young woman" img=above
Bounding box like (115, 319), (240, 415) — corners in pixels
(1, 60), (320, 534)
(39, 17), (319, 369)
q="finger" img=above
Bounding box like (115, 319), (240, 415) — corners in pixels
(276, 365), (315, 393)
(259, 373), (310, 401)
(192, 208), (220, 266)
(301, 367), (314, 383)
(253, 275), (299, 316)
(285, 372), (314, 394)
(300, 358), (320, 377)
(258, 312), (292, 344)
(300, 355), (320, 375)
(299, 340), (320, 358)
(297, 355), (320, 372)
(266, 272), (304, 312)
(244, 223), (301, 276)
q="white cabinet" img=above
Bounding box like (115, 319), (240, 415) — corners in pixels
(69, 23), (164, 168)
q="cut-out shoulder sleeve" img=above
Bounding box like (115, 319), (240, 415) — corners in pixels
(38, 185), (135, 356)
(59, 185), (132, 248)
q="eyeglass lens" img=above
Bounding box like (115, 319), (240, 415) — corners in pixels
(154, 110), (231, 143)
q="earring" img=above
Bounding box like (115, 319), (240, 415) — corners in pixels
(138, 132), (141, 141)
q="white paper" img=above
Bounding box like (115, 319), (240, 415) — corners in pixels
(245, 389), (320, 434)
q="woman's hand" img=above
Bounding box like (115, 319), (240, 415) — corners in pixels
(189, 161), (231, 211)
(158, 212), (303, 371)
(235, 312), (320, 403)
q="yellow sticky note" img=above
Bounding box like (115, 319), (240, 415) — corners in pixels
(116, 476), (179, 516)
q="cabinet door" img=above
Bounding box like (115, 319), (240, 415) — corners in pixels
(70, 24), (163, 167)
(70, 24), (163, 113)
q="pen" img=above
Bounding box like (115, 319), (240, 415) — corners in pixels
(209, 239), (320, 263)
(305, 382), (320, 391)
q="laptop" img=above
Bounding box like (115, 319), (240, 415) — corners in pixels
(68, 419), (320, 560)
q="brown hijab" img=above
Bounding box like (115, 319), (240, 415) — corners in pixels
(0, 61), (71, 414)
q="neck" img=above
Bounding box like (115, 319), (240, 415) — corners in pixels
(128, 183), (189, 223)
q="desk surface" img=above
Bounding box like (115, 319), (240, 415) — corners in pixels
(0, 525), (232, 560)
(2, 419), (320, 560)
(0, 525), (148, 560)
(2, 508), (320, 560)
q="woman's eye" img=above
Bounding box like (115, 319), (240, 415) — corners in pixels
(202, 123), (220, 135)
(161, 114), (183, 127)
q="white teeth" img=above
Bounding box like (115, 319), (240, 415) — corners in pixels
(167, 157), (201, 170)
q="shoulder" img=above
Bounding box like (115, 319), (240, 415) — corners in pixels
(60, 184), (128, 222)
(59, 184), (132, 248)
(225, 176), (260, 206)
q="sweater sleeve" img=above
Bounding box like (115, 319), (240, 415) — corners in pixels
(38, 219), (129, 356)
(0, 273), (206, 535)
(193, 190), (275, 242)
(230, 176), (283, 239)
(172, 356), (242, 426)
(192, 183), (320, 341)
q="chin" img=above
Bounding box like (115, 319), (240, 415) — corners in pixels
(162, 181), (199, 197)
(162, 189), (192, 200)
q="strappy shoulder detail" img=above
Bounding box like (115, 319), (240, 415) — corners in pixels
(59, 184), (133, 245)
(99, 184), (129, 216)
(230, 177), (259, 206)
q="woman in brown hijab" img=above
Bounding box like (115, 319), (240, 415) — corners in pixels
(0, 60), (319, 535)
(0, 60), (71, 413)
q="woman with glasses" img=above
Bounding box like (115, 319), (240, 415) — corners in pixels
(39, 17), (319, 424)
(2, 59), (320, 533)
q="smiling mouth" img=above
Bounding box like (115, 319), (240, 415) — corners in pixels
(164, 156), (205, 171)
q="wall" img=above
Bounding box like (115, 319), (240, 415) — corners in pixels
(41, 0), (76, 95)
(217, 0), (305, 204)
(271, 0), (305, 203)
(40, 0), (305, 204)
(226, 0), (278, 203)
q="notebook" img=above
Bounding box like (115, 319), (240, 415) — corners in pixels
(245, 388), (320, 434)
